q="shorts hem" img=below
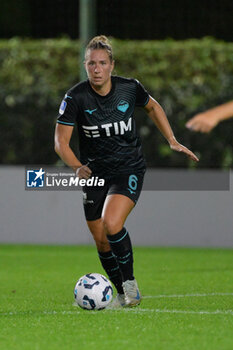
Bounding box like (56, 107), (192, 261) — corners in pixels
(107, 191), (137, 205)
(85, 215), (102, 221)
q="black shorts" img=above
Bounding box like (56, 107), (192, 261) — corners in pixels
(82, 173), (144, 221)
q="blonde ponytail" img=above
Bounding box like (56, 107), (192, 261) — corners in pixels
(85, 35), (113, 62)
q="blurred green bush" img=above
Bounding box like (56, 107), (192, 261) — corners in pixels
(0, 37), (232, 167)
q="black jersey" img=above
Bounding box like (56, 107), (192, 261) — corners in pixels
(57, 76), (150, 177)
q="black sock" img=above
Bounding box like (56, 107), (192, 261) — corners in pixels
(107, 228), (134, 282)
(98, 250), (124, 294)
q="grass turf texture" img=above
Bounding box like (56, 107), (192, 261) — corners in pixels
(0, 245), (232, 350)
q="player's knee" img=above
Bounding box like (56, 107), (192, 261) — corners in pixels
(102, 215), (123, 235)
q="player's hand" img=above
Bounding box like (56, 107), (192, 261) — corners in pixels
(185, 113), (219, 133)
(169, 139), (199, 162)
(76, 165), (92, 179)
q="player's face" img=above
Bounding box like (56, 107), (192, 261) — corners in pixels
(85, 49), (114, 89)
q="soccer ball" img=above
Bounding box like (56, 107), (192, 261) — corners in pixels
(74, 273), (113, 310)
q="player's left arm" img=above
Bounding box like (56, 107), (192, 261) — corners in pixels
(144, 96), (199, 162)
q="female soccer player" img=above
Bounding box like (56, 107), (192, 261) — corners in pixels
(54, 36), (199, 308)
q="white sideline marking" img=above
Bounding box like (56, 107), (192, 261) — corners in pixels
(1, 292), (232, 317)
(122, 308), (233, 315)
(1, 308), (233, 316)
(143, 292), (233, 299)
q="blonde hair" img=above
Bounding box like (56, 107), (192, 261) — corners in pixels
(85, 35), (113, 62)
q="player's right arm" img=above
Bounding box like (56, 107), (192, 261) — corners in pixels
(54, 124), (92, 179)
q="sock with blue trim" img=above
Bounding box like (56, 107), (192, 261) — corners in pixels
(107, 227), (134, 282)
(98, 250), (124, 294)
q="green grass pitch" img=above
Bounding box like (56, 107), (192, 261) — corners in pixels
(0, 245), (233, 350)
